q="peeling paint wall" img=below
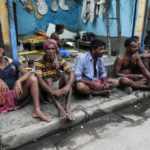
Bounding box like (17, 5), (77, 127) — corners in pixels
(16, 0), (142, 38)
(16, 0), (78, 34)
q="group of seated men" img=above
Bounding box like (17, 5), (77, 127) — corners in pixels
(0, 36), (150, 122)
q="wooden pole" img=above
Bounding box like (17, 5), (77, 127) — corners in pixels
(106, 0), (111, 56)
(0, 0), (12, 57)
(116, 0), (121, 54)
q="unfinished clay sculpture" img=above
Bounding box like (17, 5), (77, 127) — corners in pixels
(81, 0), (90, 23)
(51, 0), (58, 12)
(90, 0), (95, 23)
(35, 3), (43, 20)
(81, 0), (106, 23)
(37, 0), (48, 15)
(97, 0), (106, 17)
(59, 0), (69, 11)
(21, 0), (34, 14)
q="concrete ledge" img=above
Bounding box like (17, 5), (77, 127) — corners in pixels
(1, 110), (85, 150)
(1, 90), (150, 149)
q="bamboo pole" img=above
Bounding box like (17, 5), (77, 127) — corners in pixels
(106, 0), (111, 56)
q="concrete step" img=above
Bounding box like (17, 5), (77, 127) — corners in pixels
(1, 89), (150, 150)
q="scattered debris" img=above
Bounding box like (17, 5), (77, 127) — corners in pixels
(80, 125), (84, 129)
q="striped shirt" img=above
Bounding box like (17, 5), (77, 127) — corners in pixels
(35, 56), (70, 82)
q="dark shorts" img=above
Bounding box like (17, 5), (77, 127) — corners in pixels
(39, 80), (59, 103)
(131, 64), (142, 74)
(14, 98), (25, 106)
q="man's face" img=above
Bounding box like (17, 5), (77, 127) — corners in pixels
(128, 41), (138, 54)
(45, 44), (56, 61)
(135, 39), (140, 47)
(59, 28), (64, 34)
(0, 47), (4, 59)
(92, 46), (105, 58)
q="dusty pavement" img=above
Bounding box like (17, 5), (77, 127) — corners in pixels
(1, 89), (150, 150)
(15, 97), (150, 150)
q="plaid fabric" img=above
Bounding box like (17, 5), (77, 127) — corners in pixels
(0, 92), (6, 105)
(0, 90), (20, 114)
(35, 56), (70, 82)
(89, 79), (102, 90)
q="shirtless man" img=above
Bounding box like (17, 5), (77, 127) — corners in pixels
(0, 44), (51, 122)
(114, 38), (150, 90)
(50, 24), (70, 58)
(35, 39), (75, 120)
(75, 40), (119, 97)
(131, 36), (150, 71)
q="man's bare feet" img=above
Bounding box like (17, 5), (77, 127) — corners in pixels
(32, 110), (51, 122)
(101, 90), (111, 97)
(59, 109), (67, 120)
(65, 107), (75, 121)
(87, 94), (92, 100)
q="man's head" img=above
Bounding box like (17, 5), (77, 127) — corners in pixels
(55, 24), (65, 34)
(43, 39), (58, 61)
(0, 44), (4, 59)
(90, 40), (105, 58)
(131, 36), (140, 47)
(146, 30), (150, 35)
(124, 38), (138, 54)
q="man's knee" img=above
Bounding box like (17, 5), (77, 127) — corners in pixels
(76, 82), (87, 91)
(63, 74), (69, 82)
(120, 77), (130, 85)
(108, 78), (119, 87)
(28, 75), (38, 83)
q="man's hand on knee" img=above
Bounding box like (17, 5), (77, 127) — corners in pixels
(0, 80), (9, 92)
(14, 80), (23, 98)
(102, 82), (109, 90)
(52, 89), (64, 97)
(61, 85), (70, 95)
